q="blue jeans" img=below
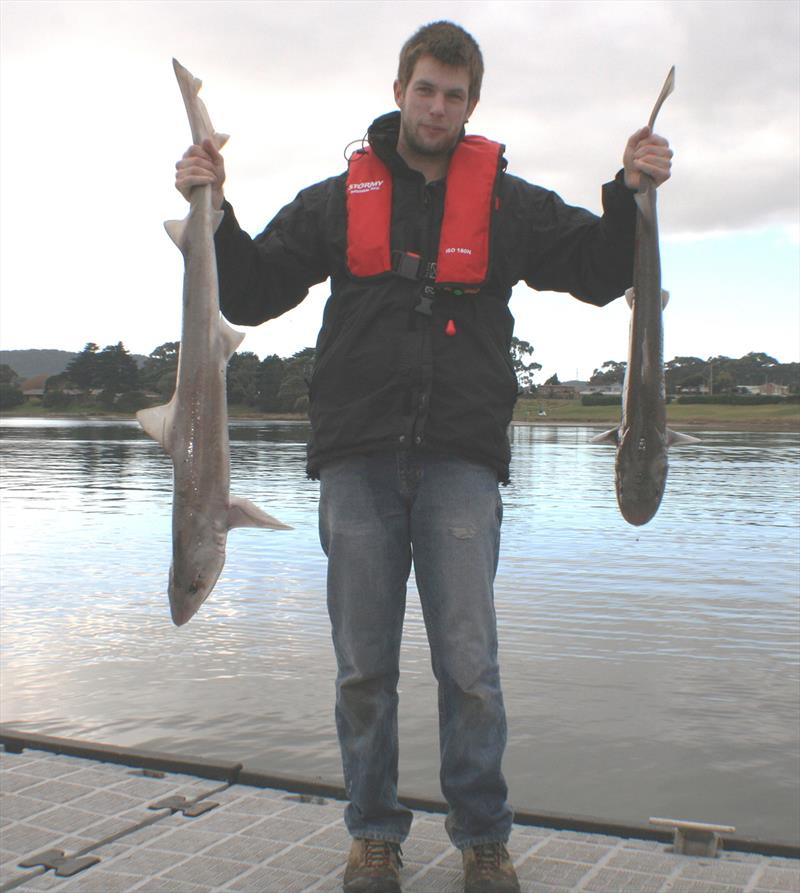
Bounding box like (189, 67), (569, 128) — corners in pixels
(319, 450), (513, 849)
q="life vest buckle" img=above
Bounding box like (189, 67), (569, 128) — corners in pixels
(415, 285), (435, 316)
(391, 250), (422, 280)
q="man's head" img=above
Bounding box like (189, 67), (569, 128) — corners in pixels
(393, 22), (483, 162)
(396, 21), (484, 106)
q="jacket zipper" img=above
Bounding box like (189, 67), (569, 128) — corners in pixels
(409, 181), (441, 447)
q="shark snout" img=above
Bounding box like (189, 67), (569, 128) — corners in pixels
(168, 564), (220, 626)
(617, 458), (668, 526)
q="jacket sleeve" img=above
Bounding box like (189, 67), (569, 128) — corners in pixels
(513, 170), (637, 306)
(214, 180), (332, 326)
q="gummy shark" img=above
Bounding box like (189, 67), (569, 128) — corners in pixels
(593, 67), (699, 526)
(138, 60), (290, 625)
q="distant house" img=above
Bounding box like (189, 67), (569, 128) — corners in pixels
(538, 382), (579, 399)
(580, 383), (623, 396)
(736, 383), (790, 397)
(675, 383), (710, 395)
(20, 374), (82, 399)
(20, 374), (49, 397)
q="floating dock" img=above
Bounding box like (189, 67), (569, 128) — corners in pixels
(1, 730), (798, 893)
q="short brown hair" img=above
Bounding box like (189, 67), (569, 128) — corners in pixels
(397, 21), (484, 103)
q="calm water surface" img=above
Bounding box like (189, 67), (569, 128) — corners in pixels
(1, 419), (798, 843)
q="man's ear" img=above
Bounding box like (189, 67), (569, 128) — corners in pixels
(393, 79), (404, 108)
(465, 97), (479, 123)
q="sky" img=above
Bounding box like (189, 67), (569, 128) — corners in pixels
(1, 0), (798, 382)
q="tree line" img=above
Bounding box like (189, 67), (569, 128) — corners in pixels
(0, 341), (319, 414)
(0, 341), (797, 412)
(587, 352), (799, 393)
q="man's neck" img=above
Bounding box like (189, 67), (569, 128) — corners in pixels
(395, 141), (449, 184)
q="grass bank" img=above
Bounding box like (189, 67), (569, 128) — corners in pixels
(513, 397), (800, 431)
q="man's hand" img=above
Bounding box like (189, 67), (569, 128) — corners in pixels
(175, 138), (226, 209)
(623, 126), (673, 190)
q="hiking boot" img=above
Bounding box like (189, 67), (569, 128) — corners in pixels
(343, 838), (403, 893)
(462, 842), (520, 893)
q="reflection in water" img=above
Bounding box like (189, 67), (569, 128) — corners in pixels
(1, 419), (798, 843)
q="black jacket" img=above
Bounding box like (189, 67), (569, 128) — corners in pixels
(215, 112), (636, 481)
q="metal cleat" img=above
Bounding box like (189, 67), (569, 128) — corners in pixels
(650, 817), (736, 857)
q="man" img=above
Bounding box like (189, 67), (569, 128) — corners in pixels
(176, 21), (672, 893)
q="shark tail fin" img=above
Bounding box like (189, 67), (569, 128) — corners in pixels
(667, 429), (701, 446)
(227, 496), (292, 531)
(592, 427), (619, 445)
(137, 401), (176, 452)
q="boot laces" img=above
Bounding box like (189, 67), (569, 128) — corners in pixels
(474, 842), (506, 869)
(364, 839), (402, 868)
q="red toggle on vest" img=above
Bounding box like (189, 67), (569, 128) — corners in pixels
(346, 136), (503, 286)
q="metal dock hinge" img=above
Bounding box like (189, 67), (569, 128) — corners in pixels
(18, 849), (100, 878)
(148, 794), (219, 817)
(650, 817), (736, 857)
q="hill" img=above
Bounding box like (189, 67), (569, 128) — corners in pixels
(1, 349), (148, 380)
(0, 350), (77, 379)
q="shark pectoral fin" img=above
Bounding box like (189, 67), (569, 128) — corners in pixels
(591, 427), (620, 445)
(228, 496), (293, 530)
(214, 131), (229, 150)
(667, 428), (701, 446)
(137, 402), (175, 451)
(164, 218), (188, 250)
(661, 289), (670, 309)
(625, 287), (635, 309)
(219, 317), (246, 361)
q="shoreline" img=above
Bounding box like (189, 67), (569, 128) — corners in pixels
(2, 400), (799, 433)
(509, 419), (800, 431)
(2, 411), (798, 432)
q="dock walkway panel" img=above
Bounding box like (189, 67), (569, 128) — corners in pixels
(1, 748), (798, 893)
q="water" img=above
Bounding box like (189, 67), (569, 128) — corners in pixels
(1, 418), (798, 843)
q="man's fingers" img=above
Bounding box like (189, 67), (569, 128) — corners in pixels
(627, 125), (650, 147)
(176, 157), (215, 176)
(178, 143), (224, 171)
(181, 143), (210, 162)
(174, 142), (225, 204)
(201, 137), (224, 162)
(176, 171), (216, 187)
(633, 152), (672, 185)
(623, 128), (673, 189)
(633, 150), (673, 171)
(177, 148), (214, 169)
(634, 140), (673, 166)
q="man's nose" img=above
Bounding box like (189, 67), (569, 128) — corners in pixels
(429, 91), (446, 116)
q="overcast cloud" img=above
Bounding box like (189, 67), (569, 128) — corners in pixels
(1, 0), (798, 376)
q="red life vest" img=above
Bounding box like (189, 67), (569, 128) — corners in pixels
(345, 136), (504, 286)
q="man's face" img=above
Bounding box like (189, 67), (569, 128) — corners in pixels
(394, 55), (478, 159)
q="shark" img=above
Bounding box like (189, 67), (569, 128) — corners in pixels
(138, 59), (290, 626)
(593, 66), (699, 526)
